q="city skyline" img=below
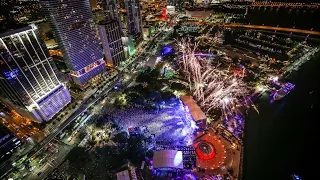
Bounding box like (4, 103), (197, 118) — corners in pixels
(0, 1), (319, 180)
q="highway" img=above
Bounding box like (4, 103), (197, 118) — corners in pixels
(250, 2), (320, 8)
(218, 24), (320, 36)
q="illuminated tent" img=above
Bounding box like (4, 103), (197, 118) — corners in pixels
(181, 96), (207, 129)
(153, 150), (184, 169)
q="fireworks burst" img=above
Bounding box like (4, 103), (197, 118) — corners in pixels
(176, 38), (250, 118)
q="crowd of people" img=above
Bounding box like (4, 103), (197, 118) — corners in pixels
(110, 98), (197, 146)
(223, 114), (244, 139)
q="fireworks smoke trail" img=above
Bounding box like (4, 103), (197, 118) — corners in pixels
(176, 38), (250, 118)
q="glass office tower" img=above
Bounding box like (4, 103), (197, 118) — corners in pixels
(98, 20), (126, 66)
(98, 0), (126, 66)
(40, 0), (106, 86)
(0, 24), (71, 122)
(124, 0), (143, 36)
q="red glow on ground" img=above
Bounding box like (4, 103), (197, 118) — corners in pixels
(195, 141), (216, 160)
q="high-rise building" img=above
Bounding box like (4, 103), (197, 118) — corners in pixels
(0, 24), (71, 122)
(99, 0), (140, 57)
(98, 20), (126, 66)
(40, 0), (106, 86)
(98, 0), (126, 31)
(98, 0), (126, 66)
(114, 0), (129, 35)
(100, 0), (121, 22)
(124, 0), (143, 37)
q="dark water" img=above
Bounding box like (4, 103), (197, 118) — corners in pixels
(243, 53), (320, 180)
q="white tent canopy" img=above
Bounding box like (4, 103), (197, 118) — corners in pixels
(153, 150), (184, 169)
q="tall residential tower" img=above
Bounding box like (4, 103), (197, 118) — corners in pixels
(100, 0), (121, 22)
(124, 0), (143, 37)
(98, 20), (126, 66)
(0, 24), (71, 122)
(40, 0), (106, 86)
(98, 0), (126, 66)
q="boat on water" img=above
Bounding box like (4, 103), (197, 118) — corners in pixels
(273, 82), (295, 101)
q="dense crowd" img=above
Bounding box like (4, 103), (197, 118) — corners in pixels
(223, 114), (244, 139)
(110, 99), (197, 146)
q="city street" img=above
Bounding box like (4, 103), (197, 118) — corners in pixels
(1, 24), (167, 179)
(26, 141), (72, 180)
(1, 72), (121, 179)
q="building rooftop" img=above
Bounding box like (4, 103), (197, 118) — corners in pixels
(181, 96), (206, 121)
(0, 24), (32, 38)
(98, 19), (117, 25)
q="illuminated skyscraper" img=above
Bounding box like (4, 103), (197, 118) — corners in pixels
(100, 0), (121, 22)
(99, 0), (140, 57)
(98, 20), (126, 66)
(98, 0), (125, 66)
(40, 0), (106, 86)
(124, 0), (142, 36)
(0, 24), (71, 122)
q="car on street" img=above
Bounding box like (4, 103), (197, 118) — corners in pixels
(22, 172), (28, 178)
(29, 166), (35, 172)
